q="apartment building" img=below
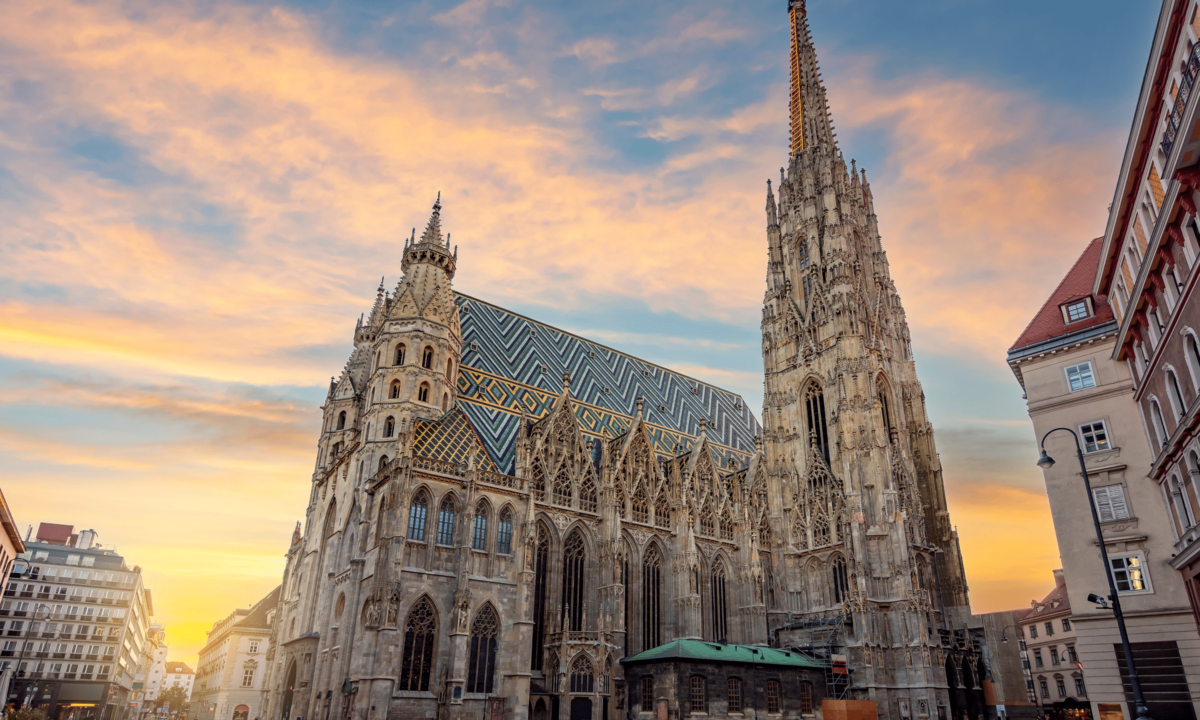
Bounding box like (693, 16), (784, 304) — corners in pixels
(191, 588), (278, 720)
(2, 523), (154, 720)
(1022, 572), (1088, 720)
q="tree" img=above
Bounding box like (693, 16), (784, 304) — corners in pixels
(8, 708), (48, 720)
(157, 687), (189, 713)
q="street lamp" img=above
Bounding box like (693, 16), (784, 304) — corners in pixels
(11, 602), (52, 709)
(1037, 427), (1153, 720)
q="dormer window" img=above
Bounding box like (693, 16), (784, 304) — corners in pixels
(1062, 298), (1092, 324)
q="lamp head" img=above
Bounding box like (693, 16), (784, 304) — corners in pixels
(1000, 633), (1008, 643)
(1036, 450), (1055, 470)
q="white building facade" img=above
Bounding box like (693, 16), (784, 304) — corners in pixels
(191, 588), (279, 720)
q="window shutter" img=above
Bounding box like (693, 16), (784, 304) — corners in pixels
(1093, 487), (1115, 523)
(1093, 486), (1130, 523)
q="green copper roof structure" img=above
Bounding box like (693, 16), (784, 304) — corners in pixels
(621, 639), (827, 669)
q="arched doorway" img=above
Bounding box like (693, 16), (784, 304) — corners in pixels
(570, 697), (592, 720)
(280, 662), (297, 720)
(532, 698), (549, 720)
(233, 706), (250, 720)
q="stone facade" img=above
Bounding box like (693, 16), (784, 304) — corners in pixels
(259, 4), (984, 720)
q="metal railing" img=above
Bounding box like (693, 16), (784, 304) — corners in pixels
(1162, 41), (1200, 159)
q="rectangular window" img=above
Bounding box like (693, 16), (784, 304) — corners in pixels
(1056, 678), (1067, 697)
(1039, 679), (1050, 698)
(1050, 648), (1060, 664)
(1034, 650), (1043, 667)
(727, 678), (742, 713)
(1029, 625), (1038, 639)
(1067, 646), (1078, 663)
(766, 680), (781, 714)
(1062, 619), (1071, 632)
(1066, 300), (1090, 322)
(1075, 677), (1086, 696)
(1109, 554), (1149, 592)
(1065, 363), (1096, 392)
(689, 676), (706, 714)
(1045, 622), (1054, 636)
(242, 668), (255, 687)
(1080, 421), (1110, 453)
(641, 676), (654, 711)
(1093, 485), (1131, 523)
(66, 556), (80, 567)
(248, 640), (259, 654)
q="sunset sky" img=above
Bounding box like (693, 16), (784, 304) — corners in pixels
(0, 0), (1160, 665)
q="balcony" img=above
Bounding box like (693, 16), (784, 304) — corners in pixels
(1162, 42), (1200, 159)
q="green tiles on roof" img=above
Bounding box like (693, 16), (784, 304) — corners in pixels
(412, 407), (499, 474)
(621, 639), (826, 669)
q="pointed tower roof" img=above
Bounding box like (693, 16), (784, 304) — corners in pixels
(420, 192), (444, 246)
(788, 0), (837, 155)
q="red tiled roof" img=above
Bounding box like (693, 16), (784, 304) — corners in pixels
(1023, 581), (1071, 620)
(1010, 237), (1114, 351)
(166, 661), (194, 675)
(35, 523), (73, 544)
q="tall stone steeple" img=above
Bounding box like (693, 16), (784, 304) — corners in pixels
(762, 1), (975, 715)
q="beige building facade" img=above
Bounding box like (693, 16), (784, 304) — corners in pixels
(1010, 237), (1200, 720)
(192, 588), (279, 720)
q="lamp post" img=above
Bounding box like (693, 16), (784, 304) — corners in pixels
(1037, 427), (1152, 720)
(10, 602), (52, 709)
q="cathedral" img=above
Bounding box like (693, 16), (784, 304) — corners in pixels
(259, 3), (986, 720)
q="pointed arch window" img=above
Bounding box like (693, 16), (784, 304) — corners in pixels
(831, 556), (850, 604)
(496, 507), (513, 555)
(446, 358), (453, 378)
(467, 606), (499, 694)
(561, 530), (586, 632)
(399, 597), (436, 691)
(653, 500), (669, 528)
(531, 525), (550, 671)
(719, 510), (734, 541)
(579, 472), (597, 513)
(553, 467), (572, 507)
(418, 383), (430, 403)
(442, 392), (449, 412)
(390, 379), (401, 399)
(710, 563), (728, 642)
(632, 488), (649, 524)
(336, 411), (346, 430)
(436, 496), (456, 546)
(384, 416), (395, 437)
(407, 494), (428, 542)
(699, 505), (715, 537)
(878, 378), (894, 443)
(395, 345), (406, 366)
(531, 462), (546, 502)
(422, 347), (434, 369)
(472, 503), (488, 551)
(813, 514), (830, 547)
(643, 547), (663, 651)
(805, 383), (830, 464)
(569, 655), (594, 694)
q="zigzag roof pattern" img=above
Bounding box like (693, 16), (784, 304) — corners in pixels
(453, 293), (761, 474)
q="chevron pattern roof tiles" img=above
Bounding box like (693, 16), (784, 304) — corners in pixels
(452, 293), (761, 473)
(412, 407), (498, 473)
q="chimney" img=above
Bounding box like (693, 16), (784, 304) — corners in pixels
(76, 529), (98, 550)
(1052, 568), (1065, 587)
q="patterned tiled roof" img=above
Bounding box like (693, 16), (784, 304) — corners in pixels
(453, 293), (761, 474)
(412, 407), (498, 474)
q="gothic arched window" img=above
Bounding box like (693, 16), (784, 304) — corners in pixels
(804, 383), (830, 464)
(436, 496), (456, 546)
(418, 383), (430, 403)
(467, 606), (499, 694)
(399, 597), (436, 691)
(878, 375), (894, 443)
(390, 380), (401, 399)
(336, 411), (346, 430)
(496, 507), (513, 555)
(719, 510), (734, 541)
(395, 344), (406, 366)
(531, 461), (546, 502)
(643, 546), (663, 651)
(407, 493), (428, 541)
(561, 530), (586, 631)
(632, 488), (649, 524)
(569, 655), (594, 694)
(553, 467), (572, 507)
(654, 500), (669, 528)
(446, 358), (454, 378)
(442, 393), (449, 412)
(814, 514), (830, 547)
(384, 416), (395, 437)
(579, 472), (597, 513)
(710, 563), (728, 641)
(472, 503), (488, 551)
(531, 525), (550, 670)
(831, 555), (850, 604)
(700, 505), (715, 537)
(422, 347), (434, 369)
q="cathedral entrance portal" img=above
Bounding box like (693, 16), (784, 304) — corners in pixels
(279, 662), (296, 720)
(570, 697), (592, 720)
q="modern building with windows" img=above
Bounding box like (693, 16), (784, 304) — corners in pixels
(2, 523), (155, 720)
(190, 588), (278, 720)
(1010, 235), (1200, 720)
(1019, 572), (1088, 720)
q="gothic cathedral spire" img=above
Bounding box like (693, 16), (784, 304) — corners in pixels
(763, 3), (978, 716)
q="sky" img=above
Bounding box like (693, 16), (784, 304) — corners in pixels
(0, 0), (1161, 665)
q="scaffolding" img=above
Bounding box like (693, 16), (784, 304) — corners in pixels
(776, 613), (850, 700)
